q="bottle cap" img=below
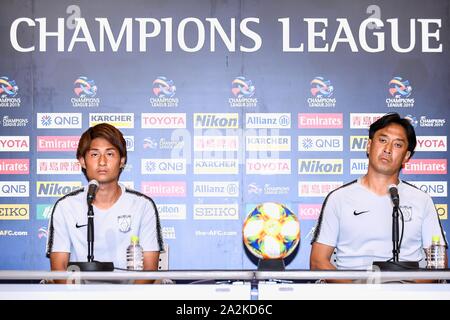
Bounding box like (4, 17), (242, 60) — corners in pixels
(131, 235), (139, 244)
(432, 235), (441, 243)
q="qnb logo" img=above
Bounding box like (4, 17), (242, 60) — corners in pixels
(310, 77), (333, 98)
(232, 77), (255, 98)
(389, 77), (412, 98)
(298, 136), (343, 152)
(37, 113), (82, 129)
(153, 76), (176, 98)
(74, 77), (97, 98)
(0, 76), (19, 98)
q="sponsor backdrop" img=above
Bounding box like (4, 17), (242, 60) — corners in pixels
(0, 0), (448, 270)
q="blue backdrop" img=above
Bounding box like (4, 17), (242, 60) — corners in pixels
(0, 0), (448, 270)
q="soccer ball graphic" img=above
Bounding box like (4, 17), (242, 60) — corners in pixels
(243, 202), (300, 260)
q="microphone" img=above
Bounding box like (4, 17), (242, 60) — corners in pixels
(87, 179), (99, 205)
(388, 184), (400, 207)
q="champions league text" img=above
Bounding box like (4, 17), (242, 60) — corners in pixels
(10, 17), (442, 53)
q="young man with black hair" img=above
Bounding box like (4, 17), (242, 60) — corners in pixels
(46, 123), (163, 282)
(310, 113), (447, 278)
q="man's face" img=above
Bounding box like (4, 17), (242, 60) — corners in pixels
(366, 123), (411, 176)
(78, 137), (125, 184)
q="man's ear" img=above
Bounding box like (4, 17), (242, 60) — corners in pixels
(402, 151), (411, 164)
(120, 157), (126, 168)
(79, 157), (86, 169)
(366, 139), (372, 157)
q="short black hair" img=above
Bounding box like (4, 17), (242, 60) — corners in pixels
(368, 112), (416, 158)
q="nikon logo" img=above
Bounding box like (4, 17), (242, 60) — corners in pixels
(194, 113), (238, 129)
(350, 136), (368, 151)
(37, 182), (82, 197)
(298, 159), (343, 174)
(0, 204), (29, 220)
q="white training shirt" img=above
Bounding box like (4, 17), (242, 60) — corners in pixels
(46, 184), (163, 269)
(312, 178), (447, 270)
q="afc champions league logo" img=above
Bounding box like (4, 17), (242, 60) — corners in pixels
(0, 76), (19, 98)
(386, 76), (415, 108)
(307, 76), (336, 107)
(150, 76), (179, 107)
(0, 76), (21, 107)
(117, 215), (132, 233)
(229, 76), (257, 107)
(71, 76), (100, 107)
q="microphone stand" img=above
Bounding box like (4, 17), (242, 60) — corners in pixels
(67, 194), (114, 272)
(373, 204), (418, 271)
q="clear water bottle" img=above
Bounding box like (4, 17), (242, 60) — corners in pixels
(426, 235), (446, 269)
(127, 235), (144, 270)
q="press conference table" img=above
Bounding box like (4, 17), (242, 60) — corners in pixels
(1, 270), (450, 300)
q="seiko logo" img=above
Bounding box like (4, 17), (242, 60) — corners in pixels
(193, 204), (239, 220)
(0, 205), (29, 220)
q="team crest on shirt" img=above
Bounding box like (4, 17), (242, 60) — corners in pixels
(117, 215), (132, 233)
(399, 206), (412, 222)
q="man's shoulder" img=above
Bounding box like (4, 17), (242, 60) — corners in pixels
(326, 180), (359, 200)
(401, 180), (432, 200)
(123, 188), (157, 206)
(54, 187), (85, 206)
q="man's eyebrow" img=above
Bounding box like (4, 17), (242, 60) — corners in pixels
(378, 134), (406, 142)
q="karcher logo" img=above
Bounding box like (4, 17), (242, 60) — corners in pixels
(37, 182), (82, 197)
(0, 204), (29, 220)
(350, 136), (368, 151)
(194, 113), (238, 129)
(298, 159), (343, 175)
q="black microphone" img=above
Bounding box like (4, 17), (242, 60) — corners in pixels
(388, 184), (400, 207)
(87, 179), (99, 205)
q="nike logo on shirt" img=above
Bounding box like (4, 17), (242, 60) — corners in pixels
(76, 223), (87, 228)
(353, 210), (369, 216)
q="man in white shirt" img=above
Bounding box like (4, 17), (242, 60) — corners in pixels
(46, 123), (163, 283)
(310, 113), (447, 281)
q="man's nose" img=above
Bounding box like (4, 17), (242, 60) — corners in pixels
(383, 143), (393, 154)
(98, 154), (107, 165)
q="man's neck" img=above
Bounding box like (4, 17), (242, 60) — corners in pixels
(361, 171), (400, 196)
(92, 182), (122, 210)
